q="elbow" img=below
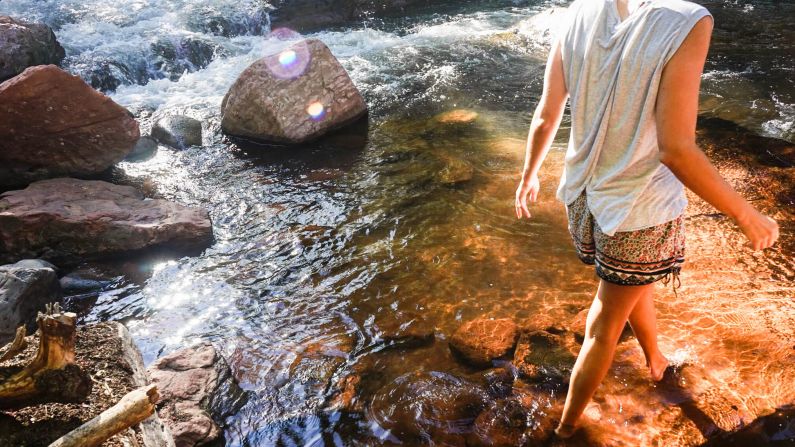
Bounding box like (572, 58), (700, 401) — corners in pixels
(657, 139), (695, 170)
(658, 147), (677, 169)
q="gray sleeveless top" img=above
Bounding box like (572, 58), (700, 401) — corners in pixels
(555, 0), (712, 235)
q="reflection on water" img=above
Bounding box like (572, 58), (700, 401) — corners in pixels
(2, 0), (792, 444)
(83, 109), (794, 446)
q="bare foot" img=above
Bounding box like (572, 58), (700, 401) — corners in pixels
(554, 422), (578, 439)
(648, 353), (669, 382)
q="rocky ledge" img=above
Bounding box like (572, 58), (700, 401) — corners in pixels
(0, 178), (213, 265)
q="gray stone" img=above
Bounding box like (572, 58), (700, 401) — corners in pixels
(152, 115), (203, 149)
(126, 136), (159, 161)
(0, 259), (61, 344)
(0, 16), (65, 82)
(221, 38), (367, 145)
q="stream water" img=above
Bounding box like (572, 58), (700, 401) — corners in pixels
(1, 0), (793, 445)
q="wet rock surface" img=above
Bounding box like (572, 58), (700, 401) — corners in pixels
(368, 370), (489, 444)
(449, 317), (519, 367)
(152, 115), (203, 149)
(0, 65), (139, 187)
(127, 136), (159, 161)
(435, 153), (475, 185)
(0, 16), (65, 82)
(512, 330), (576, 384)
(0, 259), (61, 344)
(371, 310), (434, 348)
(270, 0), (438, 32)
(147, 343), (246, 447)
(0, 178), (213, 265)
(221, 38), (367, 145)
(151, 36), (222, 81)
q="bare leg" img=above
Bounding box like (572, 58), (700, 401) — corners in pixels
(627, 287), (668, 381)
(555, 280), (654, 438)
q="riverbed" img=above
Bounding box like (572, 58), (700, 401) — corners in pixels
(1, 0), (793, 445)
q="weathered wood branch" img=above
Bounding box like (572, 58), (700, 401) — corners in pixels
(0, 326), (27, 362)
(48, 384), (159, 447)
(0, 309), (92, 409)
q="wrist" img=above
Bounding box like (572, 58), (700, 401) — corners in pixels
(728, 201), (754, 226)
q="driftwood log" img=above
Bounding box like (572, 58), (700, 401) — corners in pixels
(0, 308), (92, 409)
(0, 326), (27, 362)
(48, 384), (159, 447)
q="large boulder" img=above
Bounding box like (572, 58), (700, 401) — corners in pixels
(0, 16), (65, 82)
(0, 65), (140, 187)
(147, 343), (247, 447)
(0, 259), (61, 344)
(0, 178), (213, 264)
(220, 38), (367, 145)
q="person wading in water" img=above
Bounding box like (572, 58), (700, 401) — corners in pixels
(514, 0), (780, 438)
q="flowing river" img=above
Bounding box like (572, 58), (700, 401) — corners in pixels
(1, 0), (793, 445)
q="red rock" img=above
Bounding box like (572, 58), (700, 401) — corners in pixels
(449, 317), (519, 367)
(221, 38), (367, 145)
(0, 178), (212, 264)
(0, 65), (139, 186)
(147, 343), (246, 447)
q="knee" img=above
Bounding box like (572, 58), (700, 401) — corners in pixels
(584, 319), (624, 346)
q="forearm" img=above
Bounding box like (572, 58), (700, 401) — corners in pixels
(661, 143), (751, 222)
(521, 107), (562, 181)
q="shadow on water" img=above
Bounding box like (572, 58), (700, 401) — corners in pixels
(226, 116), (370, 176)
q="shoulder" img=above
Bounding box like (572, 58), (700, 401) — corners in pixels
(648, 0), (712, 21)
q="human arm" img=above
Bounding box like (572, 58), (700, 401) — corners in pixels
(655, 15), (778, 250)
(515, 36), (569, 219)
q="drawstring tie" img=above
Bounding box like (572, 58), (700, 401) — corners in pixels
(661, 265), (682, 298)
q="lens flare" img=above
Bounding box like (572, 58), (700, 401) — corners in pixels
(264, 28), (311, 80)
(278, 50), (297, 67)
(307, 102), (326, 121)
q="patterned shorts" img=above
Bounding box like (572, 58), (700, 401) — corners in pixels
(566, 191), (685, 288)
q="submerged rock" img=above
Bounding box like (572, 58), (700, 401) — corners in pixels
(435, 153), (475, 185)
(152, 115), (203, 149)
(0, 65), (140, 187)
(512, 330), (576, 384)
(0, 16), (65, 82)
(372, 310), (435, 348)
(449, 317), (519, 367)
(368, 370), (489, 444)
(0, 259), (61, 344)
(221, 38), (367, 145)
(126, 135), (159, 161)
(470, 398), (532, 447)
(0, 178), (213, 264)
(147, 343), (247, 447)
(435, 109), (479, 125)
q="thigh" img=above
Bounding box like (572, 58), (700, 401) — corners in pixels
(592, 215), (686, 286)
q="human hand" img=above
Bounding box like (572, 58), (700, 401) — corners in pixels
(735, 206), (779, 250)
(515, 174), (540, 219)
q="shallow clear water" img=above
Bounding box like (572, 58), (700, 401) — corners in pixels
(1, 0), (793, 445)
